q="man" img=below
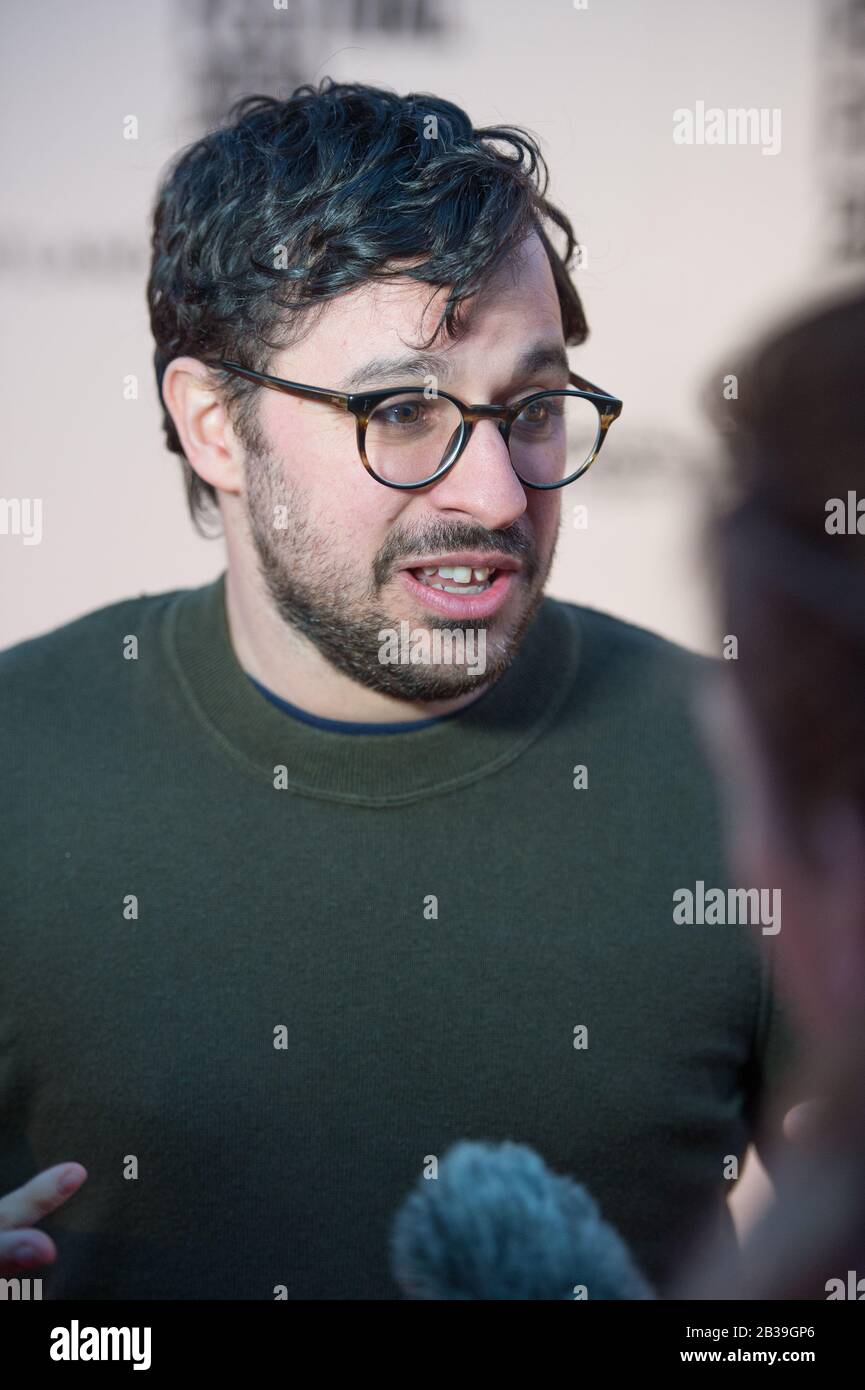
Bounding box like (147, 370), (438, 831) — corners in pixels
(0, 79), (798, 1299)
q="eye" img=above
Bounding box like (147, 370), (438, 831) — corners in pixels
(369, 394), (448, 435)
(515, 398), (551, 425)
(381, 401), (421, 426)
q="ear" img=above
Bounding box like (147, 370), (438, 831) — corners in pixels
(160, 356), (244, 498)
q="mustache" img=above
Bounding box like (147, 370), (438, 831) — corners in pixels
(373, 522), (536, 588)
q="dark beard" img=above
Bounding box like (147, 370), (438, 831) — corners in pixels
(244, 447), (550, 702)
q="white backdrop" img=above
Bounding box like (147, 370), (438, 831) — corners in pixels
(0, 0), (857, 653)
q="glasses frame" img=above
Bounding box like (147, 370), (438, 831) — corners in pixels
(215, 359), (623, 490)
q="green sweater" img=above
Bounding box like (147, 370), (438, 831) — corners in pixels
(0, 574), (798, 1299)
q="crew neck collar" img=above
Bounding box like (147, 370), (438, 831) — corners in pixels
(163, 571), (581, 807)
(245, 671), (474, 734)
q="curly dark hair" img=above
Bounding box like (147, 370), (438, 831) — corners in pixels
(147, 78), (589, 531)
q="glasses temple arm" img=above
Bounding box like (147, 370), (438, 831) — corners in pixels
(568, 369), (616, 400)
(217, 361), (349, 409)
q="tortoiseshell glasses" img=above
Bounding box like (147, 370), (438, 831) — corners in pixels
(216, 359), (623, 491)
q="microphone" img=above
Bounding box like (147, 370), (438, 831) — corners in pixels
(390, 1140), (656, 1300)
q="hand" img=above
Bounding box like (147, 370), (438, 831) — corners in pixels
(0, 1163), (87, 1275)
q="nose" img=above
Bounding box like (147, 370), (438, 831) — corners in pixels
(427, 419), (528, 530)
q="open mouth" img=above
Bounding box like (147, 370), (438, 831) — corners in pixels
(409, 564), (497, 595)
(397, 552), (521, 619)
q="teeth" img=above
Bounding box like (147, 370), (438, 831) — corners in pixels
(411, 562), (498, 594)
(429, 582), (487, 594)
(417, 564), (496, 580)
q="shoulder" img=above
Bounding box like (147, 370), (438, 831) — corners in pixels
(545, 595), (716, 700)
(536, 597), (722, 795)
(0, 586), (184, 727)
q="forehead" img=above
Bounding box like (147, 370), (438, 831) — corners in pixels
(294, 231), (562, 366)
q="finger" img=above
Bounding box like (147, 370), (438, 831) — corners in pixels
(0, 1227), (57, 1276)
(0, 1163), (87, 1232)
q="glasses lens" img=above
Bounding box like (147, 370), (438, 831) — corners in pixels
(365, 393), (464, 485)
(509, 393), (601, 486)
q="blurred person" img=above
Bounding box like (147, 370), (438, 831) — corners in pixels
(672, 286), (865, 1300)
(0, 79), (802, 1298)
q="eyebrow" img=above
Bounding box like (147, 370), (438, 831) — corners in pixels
(338, 341), (571, 392)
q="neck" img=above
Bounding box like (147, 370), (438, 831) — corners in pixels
(224, 560), (491, 725)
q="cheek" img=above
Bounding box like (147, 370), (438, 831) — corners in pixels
(266, 403), (357, 484)
(261, 398), (418, 558)
(527, 491), (561, 545)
